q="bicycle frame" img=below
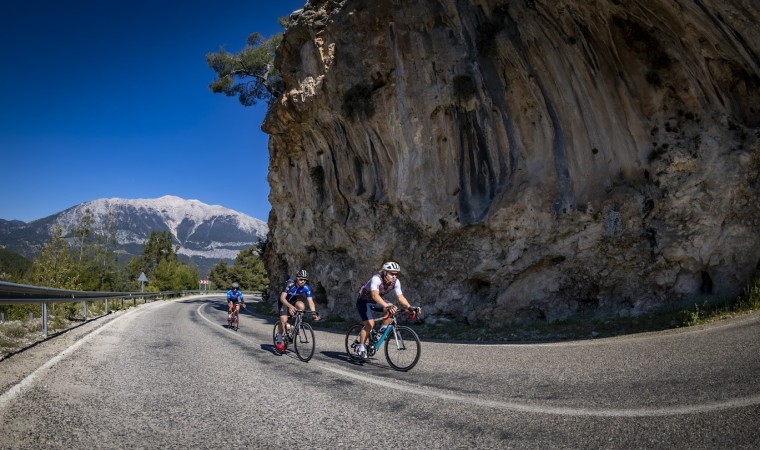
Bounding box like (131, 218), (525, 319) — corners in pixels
(289, 311), (303, 338)
(372, 317), (396, 348)
(371, 308), (418, 348)
(282, 309), (316, 337)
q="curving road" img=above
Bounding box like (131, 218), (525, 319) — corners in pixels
(0, 295), (758, 449)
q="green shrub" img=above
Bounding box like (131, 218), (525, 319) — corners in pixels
(0, 304), (42, 321)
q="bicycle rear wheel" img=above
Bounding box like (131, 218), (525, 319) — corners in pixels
(384, 326), (421, 371)
(344, 324), (364, 361)
(294, 323), (315, 362)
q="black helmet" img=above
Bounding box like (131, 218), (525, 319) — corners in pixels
(296, 269), (309, 279)
(231, 282), (239, 289)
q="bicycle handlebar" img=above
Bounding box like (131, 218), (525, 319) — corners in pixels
(291, 309), (319, 317)
(378, 306), (420, 321)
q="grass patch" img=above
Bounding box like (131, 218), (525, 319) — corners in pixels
(3, 323), (28, 338)
(0, 337), (19, 349)
(678, 275), (760, 326)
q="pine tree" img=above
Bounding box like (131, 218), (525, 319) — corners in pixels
(206, 31), (284, 106)
(28, 225), (80, 290)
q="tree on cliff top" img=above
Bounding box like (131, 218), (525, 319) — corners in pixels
(206, 31), (284, 106)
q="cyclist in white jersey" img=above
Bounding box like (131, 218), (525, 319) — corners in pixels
(355, 261), (419, 359)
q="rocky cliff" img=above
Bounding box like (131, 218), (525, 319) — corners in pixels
(263, 0), (760, 325)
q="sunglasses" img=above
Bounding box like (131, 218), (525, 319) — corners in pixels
(387, 272), (399, 277)
(297, 278), (308, 282)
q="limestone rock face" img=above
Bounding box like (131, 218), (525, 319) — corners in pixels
(263, 0), (760, 325)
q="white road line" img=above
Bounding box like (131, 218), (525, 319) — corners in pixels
(196, 301), (265, 342)
(316, 363), (760, 417)
(201, 302), (760, 417)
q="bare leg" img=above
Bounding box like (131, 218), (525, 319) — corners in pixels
(359, 318), (375, 345)
(278, 315), (288, 336)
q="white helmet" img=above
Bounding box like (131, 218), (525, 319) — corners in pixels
(382, 261), (400, 273)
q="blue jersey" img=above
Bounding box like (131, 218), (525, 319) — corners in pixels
(281, 279), (313, 301)
(227, 289), (244, 303)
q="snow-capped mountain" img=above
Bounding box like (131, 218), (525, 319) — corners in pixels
(0, 196), (268, 275)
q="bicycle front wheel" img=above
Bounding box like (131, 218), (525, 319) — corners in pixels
(344, 324), (364, 362)
(294, 323), (315, 362)
(384, 326), (421, 371)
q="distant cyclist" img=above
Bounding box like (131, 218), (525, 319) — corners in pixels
(227, 282), (245, 321)
(276, 269), (320, 353)
(355, 262), (420, 360)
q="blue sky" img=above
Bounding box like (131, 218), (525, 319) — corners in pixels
(0, 0), (306, 223)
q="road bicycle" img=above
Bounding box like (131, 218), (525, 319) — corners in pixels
(227, 304), (243, 331)
(345, 307), (421, 371)
(272, 308), (317, 361)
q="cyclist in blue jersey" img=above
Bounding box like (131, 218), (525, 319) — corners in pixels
(226, 282), (245, 321)
(355, 262), (420, 360)
(276, 269), (319, 353)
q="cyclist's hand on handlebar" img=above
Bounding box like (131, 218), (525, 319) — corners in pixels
(311, 310), (320, 321)
(288, 305), (296, 316)
(385, 304), (398, 314)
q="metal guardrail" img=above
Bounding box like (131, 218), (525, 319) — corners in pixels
(0, 281), (192, 337)
(0, 281), (177, 305)
(0, 282), (262, 338)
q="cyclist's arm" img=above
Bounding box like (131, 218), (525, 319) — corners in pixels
(306, 296), (320, 320)
(396, 293), (412, 309)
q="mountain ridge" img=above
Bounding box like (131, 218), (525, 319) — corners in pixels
(0, 196), (269, 276)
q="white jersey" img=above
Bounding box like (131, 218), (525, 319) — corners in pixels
(358, 273), (402, 302)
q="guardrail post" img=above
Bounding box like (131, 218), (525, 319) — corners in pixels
(104, 298), (108, 315)
(28, 311), (33, 321)
(0, 312), (4, 323)
(42, 303), (48, 338)
(81, 300), (87, 320)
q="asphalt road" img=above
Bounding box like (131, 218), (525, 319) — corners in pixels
(0, 295), (758, 449)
